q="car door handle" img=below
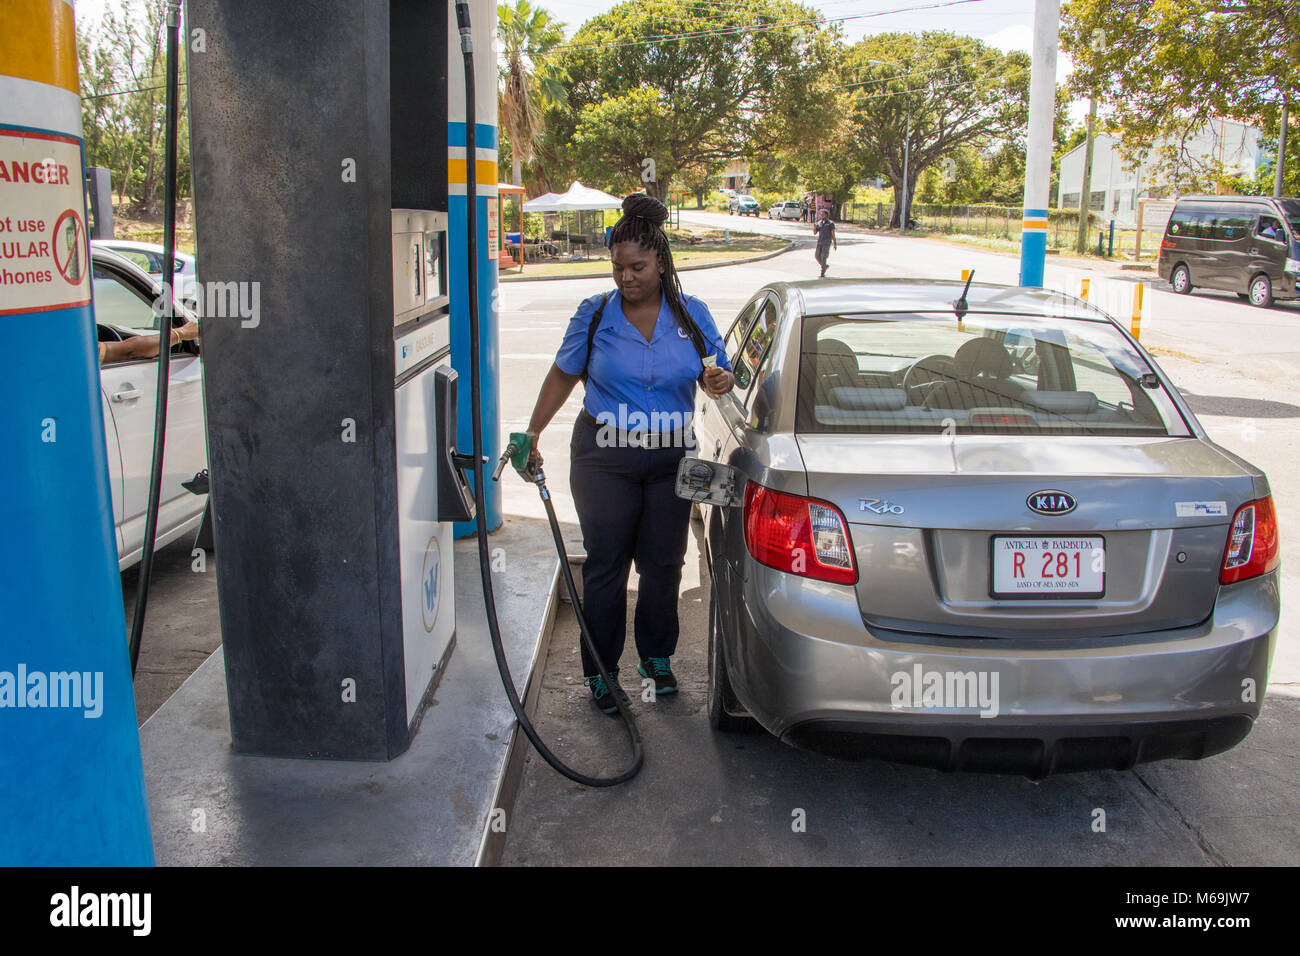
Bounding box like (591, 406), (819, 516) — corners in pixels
(1249, 248), (1258, 255)
(112, 386), (143, 402)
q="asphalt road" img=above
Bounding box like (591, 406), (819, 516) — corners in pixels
(495, 219), (1300, 865)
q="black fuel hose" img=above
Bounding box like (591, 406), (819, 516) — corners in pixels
(455, 0), (642, 786)
(128, 0), (183, 675)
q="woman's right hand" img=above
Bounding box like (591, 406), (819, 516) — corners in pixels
(526, 430), (543, 471)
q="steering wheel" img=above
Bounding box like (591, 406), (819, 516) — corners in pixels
(903, 353), (957, 395)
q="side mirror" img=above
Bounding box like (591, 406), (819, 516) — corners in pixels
(676, 457), (744, 508)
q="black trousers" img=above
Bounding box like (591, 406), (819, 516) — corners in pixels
(569, 412), (692, 678)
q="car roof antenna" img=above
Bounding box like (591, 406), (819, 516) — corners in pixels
(954, 270), (975, 320)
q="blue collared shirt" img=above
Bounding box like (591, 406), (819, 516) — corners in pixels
(555, 289), (732, 423)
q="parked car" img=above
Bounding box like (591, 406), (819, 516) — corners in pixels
(91, 242), (208, 570)
(1157, 195), (1300, 307)
(729, 194), (760, 217)
(768, 200), (803, 220)
(96, 239), (201, 314)
(688, 278), (1278, 776)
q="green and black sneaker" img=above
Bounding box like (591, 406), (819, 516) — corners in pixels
(637, 656), (678, 695)
(585, 672), (630, 715)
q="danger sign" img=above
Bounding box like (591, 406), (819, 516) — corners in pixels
(0, 128), (92, 316)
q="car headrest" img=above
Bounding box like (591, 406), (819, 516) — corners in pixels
(829, 387), (907, 411)
(1019, 389), (1099, 414)
(954, 338), (1013, 380)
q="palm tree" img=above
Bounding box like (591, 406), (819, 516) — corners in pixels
(497, 0), (568, 189)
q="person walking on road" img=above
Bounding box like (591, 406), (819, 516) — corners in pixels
(813, 208), (837, 277)
(520, 194), (734, 715)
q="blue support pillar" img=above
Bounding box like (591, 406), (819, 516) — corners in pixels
(1020, 208), (1049, 288)
(447, 0), (503, 538)
(0, 1), (153, 865)
(448, 119), (502, 538)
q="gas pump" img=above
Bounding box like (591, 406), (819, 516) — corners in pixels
(392, 208), (463, 723)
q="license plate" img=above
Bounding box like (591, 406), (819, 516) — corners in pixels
(990, 536), (1105, 598)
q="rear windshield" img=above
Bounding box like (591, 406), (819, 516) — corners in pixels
(796, 313), (1191, 436)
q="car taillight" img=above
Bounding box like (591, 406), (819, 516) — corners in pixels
(743, 483), (857, 585)
(1220, 496), (1280, 584)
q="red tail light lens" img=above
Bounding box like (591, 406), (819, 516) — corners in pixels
(743, 483), (857, 585)
(1220, 496), (1280, 584)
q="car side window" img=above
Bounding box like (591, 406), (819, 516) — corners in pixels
(1258, 216), (1284, 242)
(93, 264), (160, 336)
(113, 250), (148, 272)
(724, 300), (761, 367)
(741, 315), (781, 413)
(732, 298), (778, 393)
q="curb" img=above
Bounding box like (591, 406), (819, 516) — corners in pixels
(499, 241), (797, 283)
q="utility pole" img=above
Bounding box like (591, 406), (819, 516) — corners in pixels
(1276, 92), (1289, 198)
(1076, 96), (1096, 254)
(1018, 0), (1059, 287)
(901, 109), (910, 234)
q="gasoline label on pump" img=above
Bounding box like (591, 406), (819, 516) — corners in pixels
(0, 128), (91, 315)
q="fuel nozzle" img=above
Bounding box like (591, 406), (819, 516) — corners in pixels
(494, 431), (540, 482)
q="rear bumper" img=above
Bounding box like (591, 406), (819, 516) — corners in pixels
(782, 714), (1253, 777)
(726, 564), (1278, 773)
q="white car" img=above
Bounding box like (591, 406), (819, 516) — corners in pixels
(91, 242), (209, 570)
(768, 201), (803, 220)
(96, 239), (201, 314)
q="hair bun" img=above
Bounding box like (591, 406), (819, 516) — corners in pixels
(622, 194), (669, 225)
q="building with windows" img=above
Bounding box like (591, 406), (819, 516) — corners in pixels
(722, 158), (751, 191)
(1057, 119), (1266, 226)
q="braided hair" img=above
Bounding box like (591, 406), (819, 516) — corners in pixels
(609, 194), (706, 357)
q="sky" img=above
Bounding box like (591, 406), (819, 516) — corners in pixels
(72, 0), (1084, 118)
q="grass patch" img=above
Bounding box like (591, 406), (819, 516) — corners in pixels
(904, 229), (1157, 263)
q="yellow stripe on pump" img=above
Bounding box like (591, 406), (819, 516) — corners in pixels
(0, 0), (79, 93)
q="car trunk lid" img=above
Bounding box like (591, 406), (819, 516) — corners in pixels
(795, 434), (1254, 638)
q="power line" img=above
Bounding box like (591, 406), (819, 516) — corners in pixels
(845, 66), (1029, 103)
(835, 49), (1028, 91)
(548, 0), (986, 53)
(82, 81), (187, 101)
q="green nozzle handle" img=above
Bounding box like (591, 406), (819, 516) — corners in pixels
(509, 432), (533, 474)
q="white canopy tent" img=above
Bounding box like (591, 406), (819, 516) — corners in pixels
(520, 191), (563, 212)
(550, 181), (623, 211)
(522, 182), (623, 256)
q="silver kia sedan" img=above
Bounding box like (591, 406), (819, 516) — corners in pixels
(686, 279), (1279, 776)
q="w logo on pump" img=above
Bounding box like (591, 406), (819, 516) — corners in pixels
(1027, 490), (1076, 516)
(421, 536), (440, 632)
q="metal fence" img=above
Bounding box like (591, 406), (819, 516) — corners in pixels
(840, 202), (1150, 259)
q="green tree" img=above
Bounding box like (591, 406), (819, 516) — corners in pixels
(677, 158), (726, 208)
(78, 0), (189, 215)
(497, 0), (568, 188)
(772, 93), (863, 217)
(549, 0), (842, 201)
(842, 32), (1032, 226)
(1061, 0), (1298, 193)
